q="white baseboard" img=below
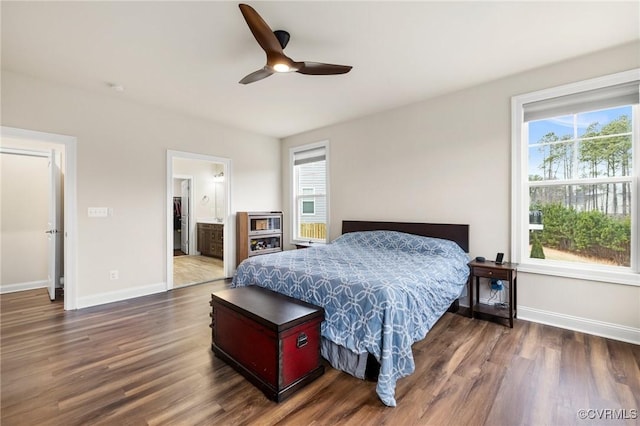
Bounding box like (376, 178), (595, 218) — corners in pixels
(518, 306), (640, 345)
(459, 294), (639, 345)
(76, 282), (166, 309)
(0, 280), (47, 294)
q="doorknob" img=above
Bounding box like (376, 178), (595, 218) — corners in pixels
(45, 229), (59, 234)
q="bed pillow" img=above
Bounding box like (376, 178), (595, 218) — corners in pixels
(332, 230), (466, 258)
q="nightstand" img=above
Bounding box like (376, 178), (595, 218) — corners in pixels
(468, 260), (518, 328)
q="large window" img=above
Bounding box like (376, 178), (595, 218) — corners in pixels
(512, 70), (639, 285)
(290, 142), (328, 243)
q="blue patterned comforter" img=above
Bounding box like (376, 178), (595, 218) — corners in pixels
(232, 230), (470, 406)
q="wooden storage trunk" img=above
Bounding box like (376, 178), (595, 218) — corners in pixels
(210, 286), (325, 402)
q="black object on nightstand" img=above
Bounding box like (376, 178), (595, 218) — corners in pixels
(294, 242), (314, 249)
(468, 260), (518, 328)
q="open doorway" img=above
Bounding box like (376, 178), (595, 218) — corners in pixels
(0, 148), (61, 300)
(166, 151), (231, 289)
(172, 175), (193, 257)
(0, 126), (77, 310)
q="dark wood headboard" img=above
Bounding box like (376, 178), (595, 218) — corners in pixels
(342, 220), (469, 253)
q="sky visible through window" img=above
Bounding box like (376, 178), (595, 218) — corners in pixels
(527, 105), (631, 179)
(526, 105), (633, 266)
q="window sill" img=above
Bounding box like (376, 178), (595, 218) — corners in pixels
(291, 240), (326, 246)
(517, 262), (640, 287)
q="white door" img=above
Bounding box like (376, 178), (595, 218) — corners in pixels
(46, 150), (61, 301)
(180, 179), (190, 254)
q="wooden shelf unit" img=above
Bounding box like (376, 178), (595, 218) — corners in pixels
(236, 211), (283, 266)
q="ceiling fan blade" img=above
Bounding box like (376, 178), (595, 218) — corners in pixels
(239, 68), (274, 85)
(238, 5), (352, 84)
(239, 4), (284, 55)
(297, 62), (353, 76)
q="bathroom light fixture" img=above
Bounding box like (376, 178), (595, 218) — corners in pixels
(213, 172), (225, 183)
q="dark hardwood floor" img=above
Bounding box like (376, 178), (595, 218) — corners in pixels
(1, 284), (639, 425)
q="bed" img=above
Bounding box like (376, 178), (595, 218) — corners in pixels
(231, 220), (470, 406)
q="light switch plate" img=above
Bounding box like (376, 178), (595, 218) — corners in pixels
(88, 207), (109, 217)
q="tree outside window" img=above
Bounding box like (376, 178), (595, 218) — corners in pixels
(527, 106), (633, 267)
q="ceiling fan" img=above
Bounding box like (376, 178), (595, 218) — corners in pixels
(238, 3), (353, 85)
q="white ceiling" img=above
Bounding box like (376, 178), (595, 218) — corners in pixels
(2, 1), (638, 138)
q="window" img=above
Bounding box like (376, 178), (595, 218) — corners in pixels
(301, 188), (315, 215)
(512, 70), (639, 285)
(291, 142), (328, 243)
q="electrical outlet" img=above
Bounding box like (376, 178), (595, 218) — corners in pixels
(109, 270), (119, 280)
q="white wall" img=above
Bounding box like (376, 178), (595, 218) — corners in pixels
(1, 70), (281, 307)
(281, 41), (640, 341)
(0, 152), (49, 290)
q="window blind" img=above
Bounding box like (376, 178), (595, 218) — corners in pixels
(293, 146), (325, 166)
(523, 81), (639, 122)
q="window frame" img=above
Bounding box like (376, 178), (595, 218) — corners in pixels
(511, 69), (640, 286)
(289, 141), (330, 244)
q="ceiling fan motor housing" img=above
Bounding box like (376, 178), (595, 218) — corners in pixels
(274, 30), (290, 49)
